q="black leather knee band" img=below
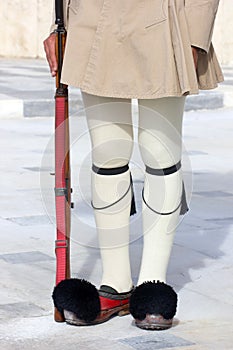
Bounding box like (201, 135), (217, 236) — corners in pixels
(91, 164), (136, 215)
(145, 161), (181, 176)
(92, 164), (129, 175)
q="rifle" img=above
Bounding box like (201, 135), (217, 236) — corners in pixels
(54, 0), (71, 322)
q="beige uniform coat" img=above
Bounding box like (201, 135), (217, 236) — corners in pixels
(52, 0), (223, 99)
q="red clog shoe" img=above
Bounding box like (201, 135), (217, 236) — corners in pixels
(52, 279), (133, 326)
(64, 285), (133, 326)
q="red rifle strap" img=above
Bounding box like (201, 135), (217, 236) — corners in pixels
(55, 96), (69, 285)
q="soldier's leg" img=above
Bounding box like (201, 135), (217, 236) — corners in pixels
(81, 91), (134, 293)
(137, 96), (186, 284)
(129, 96), (186, 330)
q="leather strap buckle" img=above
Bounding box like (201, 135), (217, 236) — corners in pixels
(55, 239), (68, 249)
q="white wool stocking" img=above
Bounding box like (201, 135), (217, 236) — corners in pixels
(137, 97), (186, 284)
(92, 169), (133, 292)
(137, 169), (182, 284)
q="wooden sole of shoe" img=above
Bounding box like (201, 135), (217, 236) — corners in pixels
(64, 303), (130, 326)
(135, 314), (173, 331)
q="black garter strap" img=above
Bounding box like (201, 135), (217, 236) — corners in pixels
(142, 188), (182, 215)
(143, 161), (188, 216)
(91, 164), (136, 215)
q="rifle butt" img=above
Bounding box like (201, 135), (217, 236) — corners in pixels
(54, 307), (65, 322)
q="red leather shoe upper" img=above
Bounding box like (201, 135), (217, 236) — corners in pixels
(99, 296), (129, 310)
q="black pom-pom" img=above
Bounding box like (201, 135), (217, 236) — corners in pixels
(129, 280), (177, 321)
(52, 278), (100, 322)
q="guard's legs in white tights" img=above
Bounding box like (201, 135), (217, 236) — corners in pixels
(137, 97), (186, 284)
(81, 91), (186, 291)
(81, 91), (134, 293)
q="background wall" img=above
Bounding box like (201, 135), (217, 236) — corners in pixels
(0, 0), (232, 64)
(213, 0), (233, 65)
(0, 0), (53, 59)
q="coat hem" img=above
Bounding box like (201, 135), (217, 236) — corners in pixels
(61, 79), (201, 99)
(198, 76), (224, 91)
(61, 73), (224, 99)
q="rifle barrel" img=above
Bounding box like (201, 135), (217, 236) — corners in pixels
(55, 0), (64, 27)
